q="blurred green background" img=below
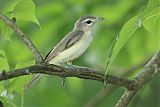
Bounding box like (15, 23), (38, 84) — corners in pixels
(0, 0), (160, 107)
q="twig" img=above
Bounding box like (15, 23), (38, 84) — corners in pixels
(0, 64), (135, 90)
(115, 50), (160, 107)
(115, 90), (136, 107)
(0, 12), (43, 63)
(84, 56), (148, 107)
(0, 12), (43, 87)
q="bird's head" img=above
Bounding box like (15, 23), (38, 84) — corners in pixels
(74, 16), (104, 31)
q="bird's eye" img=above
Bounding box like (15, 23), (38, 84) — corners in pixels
(86, 20), (92, 24)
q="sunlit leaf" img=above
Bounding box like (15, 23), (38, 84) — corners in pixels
(12, 0), (40, 27)
(0, 96), (17, 107)
(1, 23), (13, 41)
(143, 7), (160, 33)
(143, 0), (160, 14)
(143, 7), (160, 48)
(0, 12), (13, 41)
(0, 49), (9, 71)
(106, 1), (160, 72)
(15, 60), (35, 69)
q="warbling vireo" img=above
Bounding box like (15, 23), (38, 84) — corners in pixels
(26, 16), (104, 88)
(45, 16), (104, 65)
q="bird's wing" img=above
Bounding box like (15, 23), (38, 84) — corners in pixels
(44, 30), (84, 62)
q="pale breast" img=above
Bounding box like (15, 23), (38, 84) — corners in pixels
(49, 31), (92, 64)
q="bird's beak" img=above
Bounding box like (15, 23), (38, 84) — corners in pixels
(97, 17), (105, 21)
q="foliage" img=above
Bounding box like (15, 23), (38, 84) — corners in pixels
(106, 0), (160, 74)
(0, 0), (159, 107)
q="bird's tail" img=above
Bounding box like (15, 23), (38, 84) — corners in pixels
(25, 53), (53, 89)
(24, 58), (48, 89)
(24, 73), (42, 89)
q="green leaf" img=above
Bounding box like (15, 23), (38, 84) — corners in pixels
(0, 49), (9, 71)
(7, 60), (35, 95)
(143, 7), (160, 48)
(156, 18), (160, 48)
(109, 16), (139, 65)
(0, 82), (5, 95)
(105, 34), (119, 75)
(0, 12), (13, 41)
(105, 1), (160, 73)
(12, 0), (40, 27)
(0, 50), (9, 97)
(0, 96), (18, 107)
(0, 0), (22, 13)
(143, 7), (160, 33)
(143, 0), (160, 14)
(1, 23), (13, 41)
(15, 60), (35, 69)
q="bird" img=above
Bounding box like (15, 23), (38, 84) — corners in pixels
(25, 16), (104, 88)
(44, 16), (104, 65)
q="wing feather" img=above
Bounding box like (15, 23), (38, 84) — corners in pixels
(44, 30), (84, 62)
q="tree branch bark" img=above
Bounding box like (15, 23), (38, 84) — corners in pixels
(0, 64), (135, 90)
(0, 12), (43, 87)
(84, 57), (149, 107)
(0, 12), (43, 63)
(115, 50), (160, 107)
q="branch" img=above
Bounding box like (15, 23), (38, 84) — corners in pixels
(0, 64), (135, 90)
(0, 12), (43, 63)
(84, 57), (148, 107)
(115, 50), (160, 107)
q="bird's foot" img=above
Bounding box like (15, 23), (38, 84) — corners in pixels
(67, 65), (93, 74)
(78, 66), (93, 74)
(65, 64), (78, 72)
